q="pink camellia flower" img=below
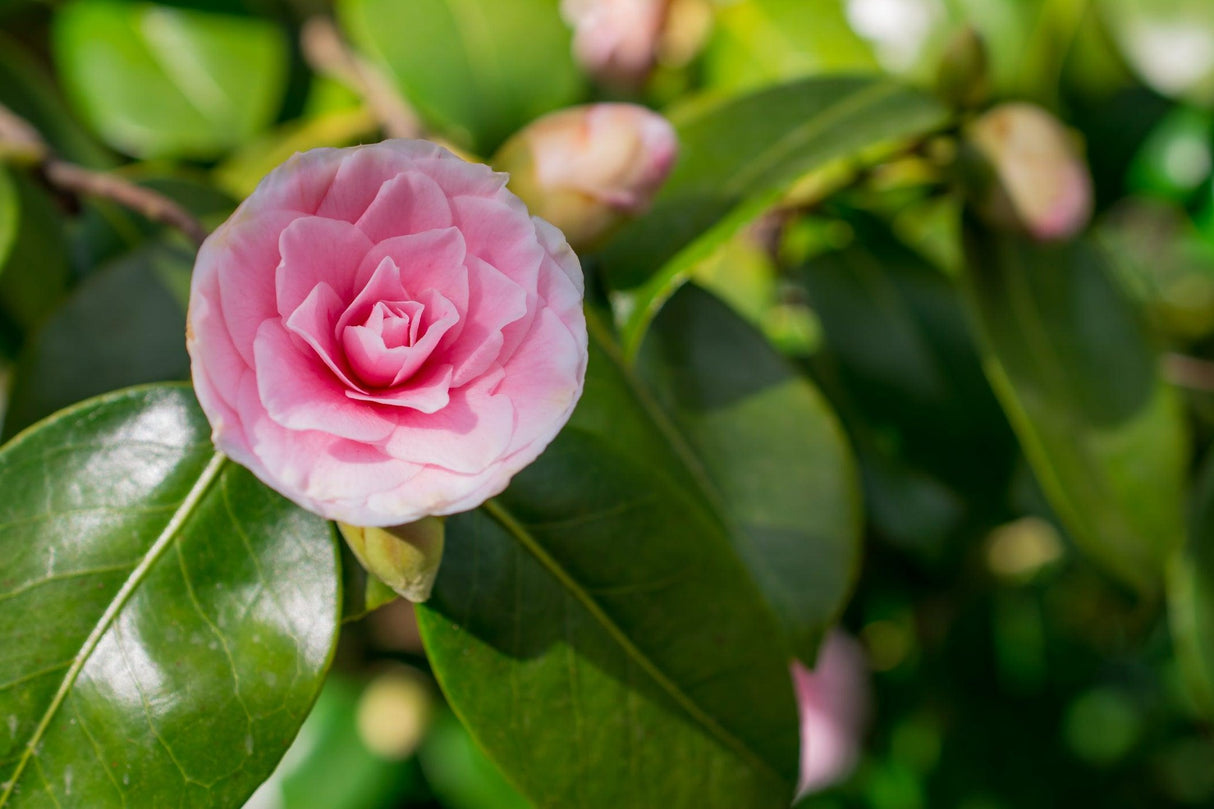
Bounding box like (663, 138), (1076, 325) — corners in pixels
(561, 0), (670, 89)
(186, 139), (588, 526)
(967, 102), (1093, 241)
(494, 103), (677, 249)
(792, 630), (871, 798)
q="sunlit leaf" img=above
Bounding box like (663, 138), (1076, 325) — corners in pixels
(338, 0), (582, 152)
(53, 0), (289, 158)
(0, 384), (339, 807)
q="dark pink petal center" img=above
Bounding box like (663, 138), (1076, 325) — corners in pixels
(340, 289), (460, 390)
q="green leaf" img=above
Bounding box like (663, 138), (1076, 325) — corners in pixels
(338, 0), (582, 153)
(703, 0), (877, 95)
(798, 213), (1016, 550)
(52, 0), (289, 159)
(961, 226), (1188, 593)
(2, 240), (192, 440)
(69, 175), (235, 280)
(417, 311), (807, 808)
(0, 384), (339, 807)
(1169, 449), (1214, 719)
(598, 76), (949, 293)
(0, 32), (114, 169)
(635, 284), (862, 661)
(248, 677), (427, 809)
(418, 710), (531, 809)
(0, 170), (16, 279)
(0, 171), (71, 335)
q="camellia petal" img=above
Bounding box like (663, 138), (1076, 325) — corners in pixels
(187, 139), (589, 526)
(275, 216), (375, 315)
(357, 170), (454, 241)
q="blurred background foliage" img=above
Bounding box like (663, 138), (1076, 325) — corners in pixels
(4, 0), (1214, 807)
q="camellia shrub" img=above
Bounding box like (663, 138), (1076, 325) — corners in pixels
(1, 1), (1214, 808)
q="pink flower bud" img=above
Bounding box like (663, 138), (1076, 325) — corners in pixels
(792, 630), (871, 798)
(966, 102), (1093, 241)
(494, 103), (677, 250)
(560, 0), (671, 88)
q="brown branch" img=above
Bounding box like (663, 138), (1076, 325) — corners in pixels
(0, 102), (209, 248)
(1164, 353), (1214, 393)
(301, 16), (422, 140)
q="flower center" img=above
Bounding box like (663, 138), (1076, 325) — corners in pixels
(339, 290), (458, 390)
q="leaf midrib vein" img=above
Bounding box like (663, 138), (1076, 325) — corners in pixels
(480, 499), (782, 782)
(0, 452), (228, 806)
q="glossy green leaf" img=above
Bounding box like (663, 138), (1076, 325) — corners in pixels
(598, 76), (948, 293)
(961, 226), (1188, 593)
(52, 0), (289, 159)
(3, 240), (192, 440)
(635, 284), (862, 661)
(416, 313), (804, 808)
(0, 384), (339, 807)
(703, 0), (877, 95)
(798, 213), (1016, 551)
(338, 0), (582, 152)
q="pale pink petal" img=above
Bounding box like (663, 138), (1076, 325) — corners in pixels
(316, 146), (409, 222)
(442, 256), (529, 387)
(253, 320), (397, 442)
(499, 308), (586, 455)
(368, 461), (509, 521)
(341, 290), (460, 388)
(357, 170), (454, 242)
(275, 217), (375, 316)
(237, 373), (423, 522)
(336, 255), (411, 335)
(381, 369), (516, 473)
(532, 217), (586, 308)
(451, 195), (545, 290)
(245, 147), (346, 215)
(415, 154), (509, 198)
(353, 228), (469, 316)
(347, 364), (454, 413)
(283, 283), (363, 390)
(793, 631), (871, 798)
(208, 208), (304, 367)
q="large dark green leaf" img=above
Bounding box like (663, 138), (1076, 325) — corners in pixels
(338, 0), (582, 152)
(598, 76), (948, 293)
(3, 240), (192, 440)
(961, 226), (1188, 593)
(0, 384), (339, 807)
(635, 284), (862, 661)
(799, 214), (1016, 552)
(416, 310), (805, 808)
(52, 0), (289, 159)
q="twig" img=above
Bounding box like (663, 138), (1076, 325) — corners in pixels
(0, 102), (209, 248)
(301, 16), (422, 140)
(1163, 353), (1214, 393)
